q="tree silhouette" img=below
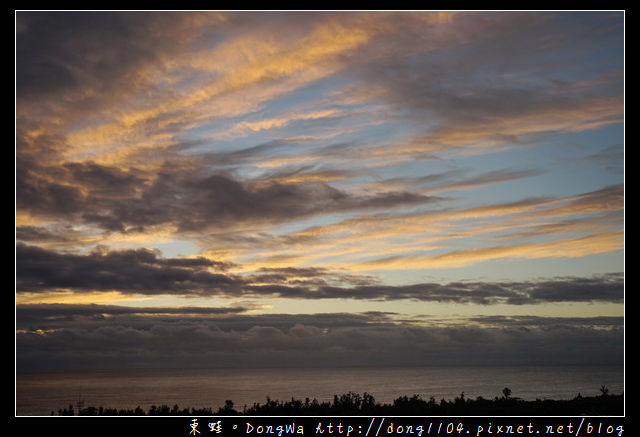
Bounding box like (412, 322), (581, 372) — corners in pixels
(600, 385), (609, 396)
(52, 386), (623, 416)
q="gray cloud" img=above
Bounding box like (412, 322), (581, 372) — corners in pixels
(14, 11), (624, 377)
(16, 139), (437, 234)
(581, 143), (624, 174)
(15, 225), (76, 243)
(16, 244), (623, 304)
(155, 172), (434, 232)
(16, 11), (212, 108)
(465, 315), (624, 329)
(343, 12), (623, 152)
(15, 304), (390, 332)
(247, 267), (379, 289)
(377, 168), (544, 193)
(426, 169), (544, 192)
(245, 273), (624, 305)
(16, 244), (239, 296)
(16, 305), (623, 371)
(16, 11), (623, 238)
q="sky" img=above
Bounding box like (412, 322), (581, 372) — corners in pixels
(15, 11), (624, 372)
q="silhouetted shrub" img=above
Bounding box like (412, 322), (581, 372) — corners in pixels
(63, 388), (623, 416)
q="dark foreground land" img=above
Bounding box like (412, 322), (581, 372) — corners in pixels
(55, 389), (624, 416)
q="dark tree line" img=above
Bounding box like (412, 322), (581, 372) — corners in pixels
(54, 387), (623, 416)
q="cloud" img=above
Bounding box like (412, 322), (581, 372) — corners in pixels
(466, 315), (624, 329)
(355, 230), (623, 270)
(16, 12), (623, 252)
(529, 184), (624, 219)
(401, 96), (623, 155)
(15, 304), (390, 332)
(16, 244), (239, 296)
(16, 225), (76, 243)
(581, 143), (624, 174)
(17, 140), (437, 234)
(16, 243), (623, 304)
(16, 11), (215, 128)
(15, 304), (252, 333)
(16, 304), (623, 371)
(15, 12), (624, 375)
(341, 13), (623, 156)
(366, 168), (543, 193)
(247, 273), (623, 305)
(17, 12), (383, 167)
(247, 267), (379, 289)
(233, 182), (622, 273)
(133, 171), (434, 233)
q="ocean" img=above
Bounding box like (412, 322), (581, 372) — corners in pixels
(15, 365), (624, 416)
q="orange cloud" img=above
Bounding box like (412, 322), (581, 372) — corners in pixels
(354, 230), (623, 270)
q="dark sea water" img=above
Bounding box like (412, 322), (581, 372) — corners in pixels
(15, 365), (624, 416)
